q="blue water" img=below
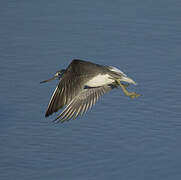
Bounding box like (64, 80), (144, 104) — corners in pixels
(1, 0), (181, 179)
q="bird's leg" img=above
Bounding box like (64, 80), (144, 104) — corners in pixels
(113, 81), (129, 88)
(115, 79), (141, 99)
(121, 83), (129, 88)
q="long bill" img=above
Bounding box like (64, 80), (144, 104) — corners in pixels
(40, 76), (57, 84)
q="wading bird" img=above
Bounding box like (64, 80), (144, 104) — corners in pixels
(41, 59), (141, 123)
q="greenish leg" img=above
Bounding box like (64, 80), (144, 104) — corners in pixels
(115, 80), (141, 99)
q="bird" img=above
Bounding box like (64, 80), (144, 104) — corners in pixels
(41, 59), (141, 123)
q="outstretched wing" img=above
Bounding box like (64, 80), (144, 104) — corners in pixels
(45, 74), (87, 117)
(45, 59), (101, 117)
(54, 84), (116, 123)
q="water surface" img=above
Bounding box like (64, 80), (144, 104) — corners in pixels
(0, 0), (181, 180)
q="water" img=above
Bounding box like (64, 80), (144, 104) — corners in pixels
(1, 0), (181, 179)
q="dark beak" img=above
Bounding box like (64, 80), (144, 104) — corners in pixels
(40, 76), (57, 84)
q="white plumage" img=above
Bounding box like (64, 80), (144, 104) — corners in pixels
(86, 74), (114, 87)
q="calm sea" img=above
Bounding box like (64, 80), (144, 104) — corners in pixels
(0, 0), (181, 179)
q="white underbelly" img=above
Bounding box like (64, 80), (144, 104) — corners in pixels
(85, 74), (114, 87)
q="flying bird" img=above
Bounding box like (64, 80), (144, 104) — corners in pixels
(41, 59), (141, 123)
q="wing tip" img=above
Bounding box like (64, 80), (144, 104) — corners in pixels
(45, 112), (49, 117)
(45, 110), (52, 117)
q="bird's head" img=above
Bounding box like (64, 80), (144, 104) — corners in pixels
(40, 69), (65, 84)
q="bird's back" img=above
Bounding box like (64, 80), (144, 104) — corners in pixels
(66, 59), (104, 76)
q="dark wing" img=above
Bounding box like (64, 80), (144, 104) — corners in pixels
(53, 85), (116, 123)
(45, 72), (87, 117)
(45, 59), (113, 117)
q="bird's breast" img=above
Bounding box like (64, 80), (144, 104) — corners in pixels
(85, 74), (114, 87)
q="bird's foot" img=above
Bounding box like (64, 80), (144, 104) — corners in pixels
(124, 91), (142, 99)
(115, 79), (141, 99)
